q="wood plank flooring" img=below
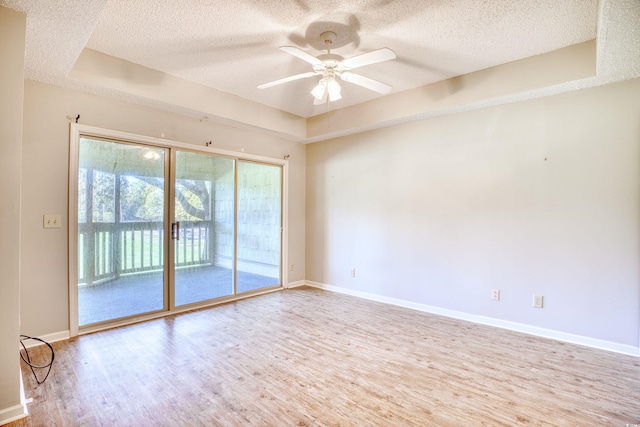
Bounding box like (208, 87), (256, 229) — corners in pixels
(7, 286), (640, 426)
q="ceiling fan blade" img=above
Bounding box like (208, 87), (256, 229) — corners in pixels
(341, 48), (396, 70)
(340, 72), (392, 94)
(280, 46), (323, 66)
(257, 71), (317, 89)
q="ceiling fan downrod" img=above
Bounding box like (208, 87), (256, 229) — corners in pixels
(320, 31), (336, 54)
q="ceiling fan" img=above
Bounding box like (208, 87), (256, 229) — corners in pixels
(258, 31), (396, 105)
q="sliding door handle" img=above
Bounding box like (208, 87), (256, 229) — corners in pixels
(171, 221), (180, 240)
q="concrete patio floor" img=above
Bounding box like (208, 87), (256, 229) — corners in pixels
(78, 265), (278, 325)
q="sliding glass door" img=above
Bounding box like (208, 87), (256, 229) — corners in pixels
(75, 135), (283, 328)
(77, 138), (167, 326)
(174, 154), (283, 305)
(173, 151), (235, 306)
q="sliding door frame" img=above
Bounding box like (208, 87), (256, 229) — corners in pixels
(68, 124), (289, 337)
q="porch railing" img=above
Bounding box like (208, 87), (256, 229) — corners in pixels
(79, 220), (212, 286)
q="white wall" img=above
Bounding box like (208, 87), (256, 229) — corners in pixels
(306, 77), (640, 350)
(0, 6), (26, 425)
(20, 80), (306, 337)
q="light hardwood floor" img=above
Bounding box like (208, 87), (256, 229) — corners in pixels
(7, 286), (640, 426)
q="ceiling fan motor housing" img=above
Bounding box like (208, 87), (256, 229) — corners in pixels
(320, 31), (337, 46)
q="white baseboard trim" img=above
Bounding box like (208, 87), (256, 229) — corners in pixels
(285, 280), (306, 289)
(20, 330), (70, 349)
(0, 403), (27, 426)
(0, 376), (28, 426)
(305, 281), (640, 357)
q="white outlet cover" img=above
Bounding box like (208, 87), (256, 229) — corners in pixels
(533, 295), (544, 308)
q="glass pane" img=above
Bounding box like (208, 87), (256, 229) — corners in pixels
(78, 138), (165, 326)
(92, 170), (115, 222)
(237, 161), (282, 293)
(174, 151), (235, 306)
(78, 168), (87, 223)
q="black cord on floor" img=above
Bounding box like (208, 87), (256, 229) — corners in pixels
(19, 335), (55, 384)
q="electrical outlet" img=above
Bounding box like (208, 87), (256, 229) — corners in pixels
(43, 214), (61, 229)
(491, 289), (500, 301)
(289, 264), (295, 271)
(350, 268), (356, 277)
(533, 295), (544, 308)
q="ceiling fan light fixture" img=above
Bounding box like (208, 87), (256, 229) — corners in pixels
(311, 78), (328, 100)
(327, 76), (342, 102)
(311, 76), (342, 103)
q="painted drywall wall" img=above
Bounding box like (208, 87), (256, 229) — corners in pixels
(306, 77), (640, 348)
(0, 6), (26, 425)
(20, 80), (306, 338)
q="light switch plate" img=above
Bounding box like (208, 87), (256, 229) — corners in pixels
(43, 214), (61, 229)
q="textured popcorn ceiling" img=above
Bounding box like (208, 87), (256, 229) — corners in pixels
(1, 0), (106, 81)
(3, 0), (599, 119)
